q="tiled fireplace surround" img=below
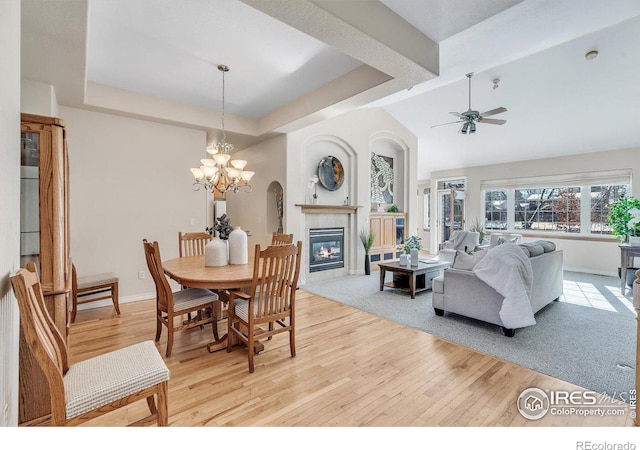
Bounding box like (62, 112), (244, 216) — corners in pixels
(300, 207), (358, 283)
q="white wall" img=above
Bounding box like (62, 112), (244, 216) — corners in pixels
(60, 106), (208, 301)
(0, 0), (21, 427)
(430, 147), (640, 275)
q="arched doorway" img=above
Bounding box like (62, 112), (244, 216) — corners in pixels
(267, 181), (284, 234)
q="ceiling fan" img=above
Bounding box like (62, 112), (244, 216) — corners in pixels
(431, 72), (507, 134)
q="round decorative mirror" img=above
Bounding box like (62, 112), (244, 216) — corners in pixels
(317, 156), (344, 191)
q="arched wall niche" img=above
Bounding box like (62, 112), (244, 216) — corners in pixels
(301, 134), (356, 205)
(267, 181), (284, 234)
(369, 131), (410, 213)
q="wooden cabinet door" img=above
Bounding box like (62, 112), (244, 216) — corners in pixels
(370, 215), (382, 249)
(382, 216), (395, 247)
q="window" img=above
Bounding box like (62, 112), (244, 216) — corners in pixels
(484, 190), (507, 230)
(514, 187), (581, 233)
(590, 185), (628, 234)
(480, 169), (631, 237)
(423, 187), (431, 229)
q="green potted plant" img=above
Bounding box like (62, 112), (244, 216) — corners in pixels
(398, 235), (422, 266)
(359, 228), (375, 275)
(607, 196), (640, 243)
(469, 218), (486, 245)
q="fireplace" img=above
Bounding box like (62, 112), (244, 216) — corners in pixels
(309, 227), (344, 272)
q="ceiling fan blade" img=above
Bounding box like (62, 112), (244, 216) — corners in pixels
(449, 112), (465, 119)
(480, 107), (507, 117)
(431, 120), (464, 129)
(479, 118), (506, 125)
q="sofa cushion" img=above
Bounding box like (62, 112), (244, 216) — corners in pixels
(537, 240), (556, 252)
(519, 242), (544, 257)
(453, 249), (488, 270)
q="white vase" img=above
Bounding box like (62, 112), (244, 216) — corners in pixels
(629, 236), (640, 246)
(399, 253), (408, 266)
(228, 226), (248, 265)
(204, 236), (228, 267)
(410, 248), (419, 266)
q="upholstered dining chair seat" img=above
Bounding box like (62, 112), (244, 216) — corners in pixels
(76, 272), (118, 290)
(172, 288), (219, 313)
(65, 340), (170, 419)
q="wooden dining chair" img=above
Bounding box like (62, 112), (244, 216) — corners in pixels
(271, 232), (293, 245)
(71, 263), (120, 323)
(178, 231), (211, 257)
(227, 241), (302, 373)
(178, 231), (213, 323)
(143, 239), (220, 357)
(10, 262), (170, 426)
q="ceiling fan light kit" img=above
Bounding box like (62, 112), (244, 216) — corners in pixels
(432, 72), (507, 134)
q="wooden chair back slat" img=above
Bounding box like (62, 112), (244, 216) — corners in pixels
(271, 233), (293, 245)
(143, 239), (173, 312)
(178, 232), (211, 257)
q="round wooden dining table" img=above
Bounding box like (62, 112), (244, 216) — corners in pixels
(162, 255), (262, 353)
(162, 255), (256, 290)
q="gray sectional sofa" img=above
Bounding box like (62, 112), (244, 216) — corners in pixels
(432, 241), (563, 336)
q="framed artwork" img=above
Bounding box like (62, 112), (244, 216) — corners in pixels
(371, 153), (393, 204)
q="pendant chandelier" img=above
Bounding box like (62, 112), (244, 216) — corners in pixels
(190, 65), (254, 194)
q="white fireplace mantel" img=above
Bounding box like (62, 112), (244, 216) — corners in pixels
(295, 204), (361, 214)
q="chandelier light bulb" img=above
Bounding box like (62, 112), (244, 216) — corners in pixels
(230, 159), (247, 170)
(213, 153), (231, 166)
(190, 167), (204, 180)
(200, 158), (215, 166)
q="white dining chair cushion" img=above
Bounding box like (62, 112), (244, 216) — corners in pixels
(172, 288), (218, 314)
(64, 340), (170, 419)
(234, 297), (286, 322)
(77, 272), (118, 289)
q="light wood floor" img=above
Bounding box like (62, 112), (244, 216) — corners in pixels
(68, 290), (634, 427)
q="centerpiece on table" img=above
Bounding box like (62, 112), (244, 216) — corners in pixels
(205, 214), (232, 267)
(398, 235), (422, 266)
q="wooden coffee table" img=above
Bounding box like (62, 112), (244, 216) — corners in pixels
(378, 260), (450, 299)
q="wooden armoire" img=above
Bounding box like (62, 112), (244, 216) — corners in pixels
(19, 113), (71, 425)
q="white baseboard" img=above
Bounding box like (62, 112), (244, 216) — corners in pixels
(563, 266), (618, 277)
(75, 292), (155, 312)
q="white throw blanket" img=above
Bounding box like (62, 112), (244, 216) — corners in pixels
(472, 243), (535, 329)
(445, 230), (469, 249)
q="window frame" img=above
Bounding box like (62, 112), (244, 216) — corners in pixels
(480, 179), (630, 239)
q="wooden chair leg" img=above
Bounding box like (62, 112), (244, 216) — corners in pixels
(166, 326), (174, 357)
(146, 394), (158, 415)
(71, 296), (78, 323)
(247, 328), (255, 373)
(112, 282), (121, 315)
(290, 328), (296, 358)
(157, 381), (169, 426)
(155, 316), (162, 342)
